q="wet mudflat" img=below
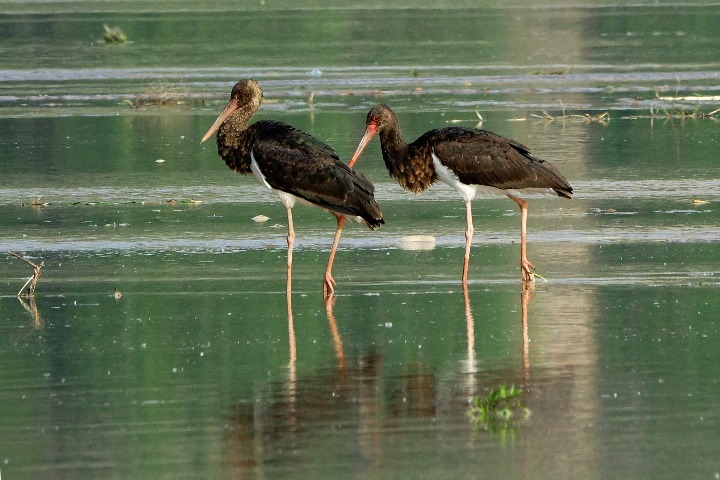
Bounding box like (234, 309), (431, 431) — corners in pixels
(1, 2), (719, 479)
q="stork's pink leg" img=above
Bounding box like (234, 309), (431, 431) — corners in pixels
(286, 207), (296, 294)
(507, 194), (535, 283)
(324, 214), (346, 298)
(462, 200), (474, 285)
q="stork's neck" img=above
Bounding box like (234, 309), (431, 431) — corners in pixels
(377, 119), (435, 194)
(214, 103), (261, 176)
(231, 103), (258, 131)
(378, 123), (409, 176)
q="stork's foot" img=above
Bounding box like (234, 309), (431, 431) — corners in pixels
(521, 258), (536, 285)
(521, 259), (547, 285)
(323, 273), (337, 299)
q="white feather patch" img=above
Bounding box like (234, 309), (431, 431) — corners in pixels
(251, 151), (297, 209)
(430, 151), (556, 200)
(250, 151), (272, 190)
(431, 152), (481, 202)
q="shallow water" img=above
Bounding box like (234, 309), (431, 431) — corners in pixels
(1, 2), (720, 479)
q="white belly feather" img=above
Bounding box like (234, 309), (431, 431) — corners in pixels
(251, 151), (297, 209)
(430, 151), (557, 201)
(250, 150), (364, 220)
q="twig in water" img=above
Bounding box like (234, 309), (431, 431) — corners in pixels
(17, 296), (42, 329)
(531, 110), (610, 124)
(8, 252), (43, 297)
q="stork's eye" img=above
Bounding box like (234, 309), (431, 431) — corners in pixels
(371, 115), (379, 124)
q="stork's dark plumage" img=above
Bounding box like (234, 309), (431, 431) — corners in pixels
(349, 104), (572, 284)
(201, 80), (383, 296)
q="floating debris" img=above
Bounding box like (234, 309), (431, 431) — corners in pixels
(124, 79), (202, 108)
(399, 235), (436, 251)
(657, 95), (720, 102)
(531, 110), (610, 125)
(8, 252), (43, 297)
(475, 110), (484, 125)
(102, 24), (128, 44)
(447, 111), (483, 128)
(531, 67), (571, 75)
(114, 288), (123, 300)
(28, 197), (49, 207)
(165, 198), (203, 205)
(650, 105), (720, 119)
(71, 201), (112, 206)
(252, 214), (270, 223)
(66, 199), (202, 206)
(155, 159), (166, 164)
(692, 199), (710, 205)
(649, 92), (720, 119)
(589, 207), (638, 215)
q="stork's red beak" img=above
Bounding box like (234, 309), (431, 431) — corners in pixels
(200, 98), (240, 143)
(348, 123), (378, 168)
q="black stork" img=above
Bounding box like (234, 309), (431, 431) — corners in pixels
(348, 104), (572, 285)
(201, 80), (384, 296)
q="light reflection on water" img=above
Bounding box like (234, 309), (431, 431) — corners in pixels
(1, 178), (719, 203)
(4, 67), (720, 117)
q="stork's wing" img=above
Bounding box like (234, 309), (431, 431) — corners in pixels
(423, 127), (572, 197)
(251, 121), (384, 226)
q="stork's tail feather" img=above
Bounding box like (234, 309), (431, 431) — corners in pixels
(553, 186), (573, 199)
(364, 213), (385, 230)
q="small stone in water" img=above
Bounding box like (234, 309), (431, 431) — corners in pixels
(252, 214), (270, 222)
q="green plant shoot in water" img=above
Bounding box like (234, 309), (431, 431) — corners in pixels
(102, 24), (128, 44)
(469, 384), (530, 433)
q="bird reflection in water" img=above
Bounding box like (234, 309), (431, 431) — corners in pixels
(521, 284), (531, 388)
(287, 292), (346, 381)
(225, 288), (534, 474)
(286, 286), (297, 410)
(224, 296), (383, 476)
(462, 283), (532, 398)
(324, 296), (345, 371)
